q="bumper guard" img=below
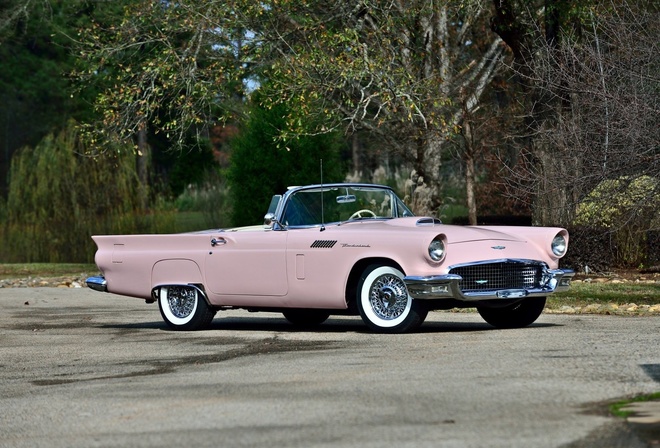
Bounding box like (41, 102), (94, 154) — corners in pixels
(404, 268), (575, 301)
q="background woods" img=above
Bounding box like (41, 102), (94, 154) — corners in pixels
(0, 0), (657, 267)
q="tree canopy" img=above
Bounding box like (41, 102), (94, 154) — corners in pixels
(73, 0), (508, 214)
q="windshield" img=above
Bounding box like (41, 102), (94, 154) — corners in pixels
(281, 186), (413, 227)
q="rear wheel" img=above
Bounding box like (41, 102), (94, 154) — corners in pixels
(477, 297), (546, 329)
(357, 265), (427, 333)
(282, 309), (330, 327)
(158, 285), (215, 330)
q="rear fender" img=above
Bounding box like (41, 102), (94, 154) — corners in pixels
(151, 259), (205, 295)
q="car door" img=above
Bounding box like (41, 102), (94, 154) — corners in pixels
(204, 229), (288, 296)
(283, 226), (354, 309)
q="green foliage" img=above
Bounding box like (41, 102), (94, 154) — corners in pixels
(228, 91), (346, 226)
(0, 1), (134, 198)
(165, 142), (218, 196)
(575, 176), (659, 228)
(173, 170), (232, 229)
(574, 176), (659, 266)
(75, 0), (252, 150)
(3, 121), (176, 263)
(0, 194), (6, 222)
(262, 1), (460, 138)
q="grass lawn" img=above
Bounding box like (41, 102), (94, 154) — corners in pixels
(0, 263), (97, 280)
(549, 280), (660, 307)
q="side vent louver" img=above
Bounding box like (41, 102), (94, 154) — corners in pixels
(310, 240), (337, 248)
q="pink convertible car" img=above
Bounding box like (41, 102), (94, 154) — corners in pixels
(87, 183), (574, 333)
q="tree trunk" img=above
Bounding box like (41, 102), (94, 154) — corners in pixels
(136, 125), (150, 210)
(466, 154), (477, 225)
(532, 140), (572, 227)
(463, 119), (478, 225)
(411, 133), (444, 217)
(351, 132), (360, 176)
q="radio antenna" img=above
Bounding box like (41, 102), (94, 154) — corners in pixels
(320, 159), (325, 232)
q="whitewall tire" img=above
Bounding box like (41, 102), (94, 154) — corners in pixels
(158, 285), (215, 330)
(357, 265), (427, 333)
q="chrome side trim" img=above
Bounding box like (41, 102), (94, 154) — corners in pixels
(85, 276), (107, 292)
(404, 268), (575, 301)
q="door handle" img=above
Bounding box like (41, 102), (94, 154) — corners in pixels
(211, 237), (226, 247)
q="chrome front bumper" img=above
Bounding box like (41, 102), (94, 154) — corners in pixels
(86, 276), (107, 292)
(404, 268), (575, 301)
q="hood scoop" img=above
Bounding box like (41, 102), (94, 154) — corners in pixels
(416, 217), (443, 226)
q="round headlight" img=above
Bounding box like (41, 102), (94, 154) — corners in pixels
(551, 233), (567, 257)
(428, 237), (446, 262)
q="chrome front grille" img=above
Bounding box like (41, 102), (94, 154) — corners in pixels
(449, 262), (544, 292)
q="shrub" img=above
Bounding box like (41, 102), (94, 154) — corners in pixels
(573, 176), (659, 267)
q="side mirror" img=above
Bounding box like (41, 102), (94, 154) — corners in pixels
(264, 213), (276, 228)
(264, 213), (285, 230)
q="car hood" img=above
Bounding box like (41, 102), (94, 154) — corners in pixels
(355, 218), (528, 244)
(440, 225), (527, 244)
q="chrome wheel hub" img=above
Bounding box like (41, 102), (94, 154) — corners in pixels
(167, 286), (196, 318)
(369, 274), (409, 320)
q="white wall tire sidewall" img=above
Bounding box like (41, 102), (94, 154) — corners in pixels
(160, 286), (198, 327)
(360, 266), (412, 329)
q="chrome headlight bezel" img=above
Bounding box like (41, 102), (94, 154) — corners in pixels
(551, 233), (568, 257)
(428, 236), (447, 262)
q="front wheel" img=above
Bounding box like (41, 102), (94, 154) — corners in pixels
(357, 265), (427, 333)
(477, 297), (546, 329)
(158, 285), (216, 331)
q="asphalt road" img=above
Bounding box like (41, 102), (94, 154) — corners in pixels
(0, 288), (658, 448)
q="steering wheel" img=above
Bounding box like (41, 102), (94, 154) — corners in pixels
(349, 209), (377, 220)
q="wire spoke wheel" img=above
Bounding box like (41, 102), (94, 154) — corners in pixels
(368, 273), (409, 320)
(167, 286), (197, 319)
(357, 265), (427, 333)
(158, 285), (215, 331)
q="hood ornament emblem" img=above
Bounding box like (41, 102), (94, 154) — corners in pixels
(491, 245), (506, 250)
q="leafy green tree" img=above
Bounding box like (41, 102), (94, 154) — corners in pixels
(4, 121), (175, 262)
(75, 0), (253, 149)
(228, 90), (345, 226)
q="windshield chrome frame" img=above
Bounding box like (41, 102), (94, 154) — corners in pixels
(272, 183), (414, 230)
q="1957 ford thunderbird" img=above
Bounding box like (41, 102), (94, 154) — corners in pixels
(86, 183), (574, 333)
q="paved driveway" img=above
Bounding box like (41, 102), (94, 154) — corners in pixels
(0, 288), (658, 447)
